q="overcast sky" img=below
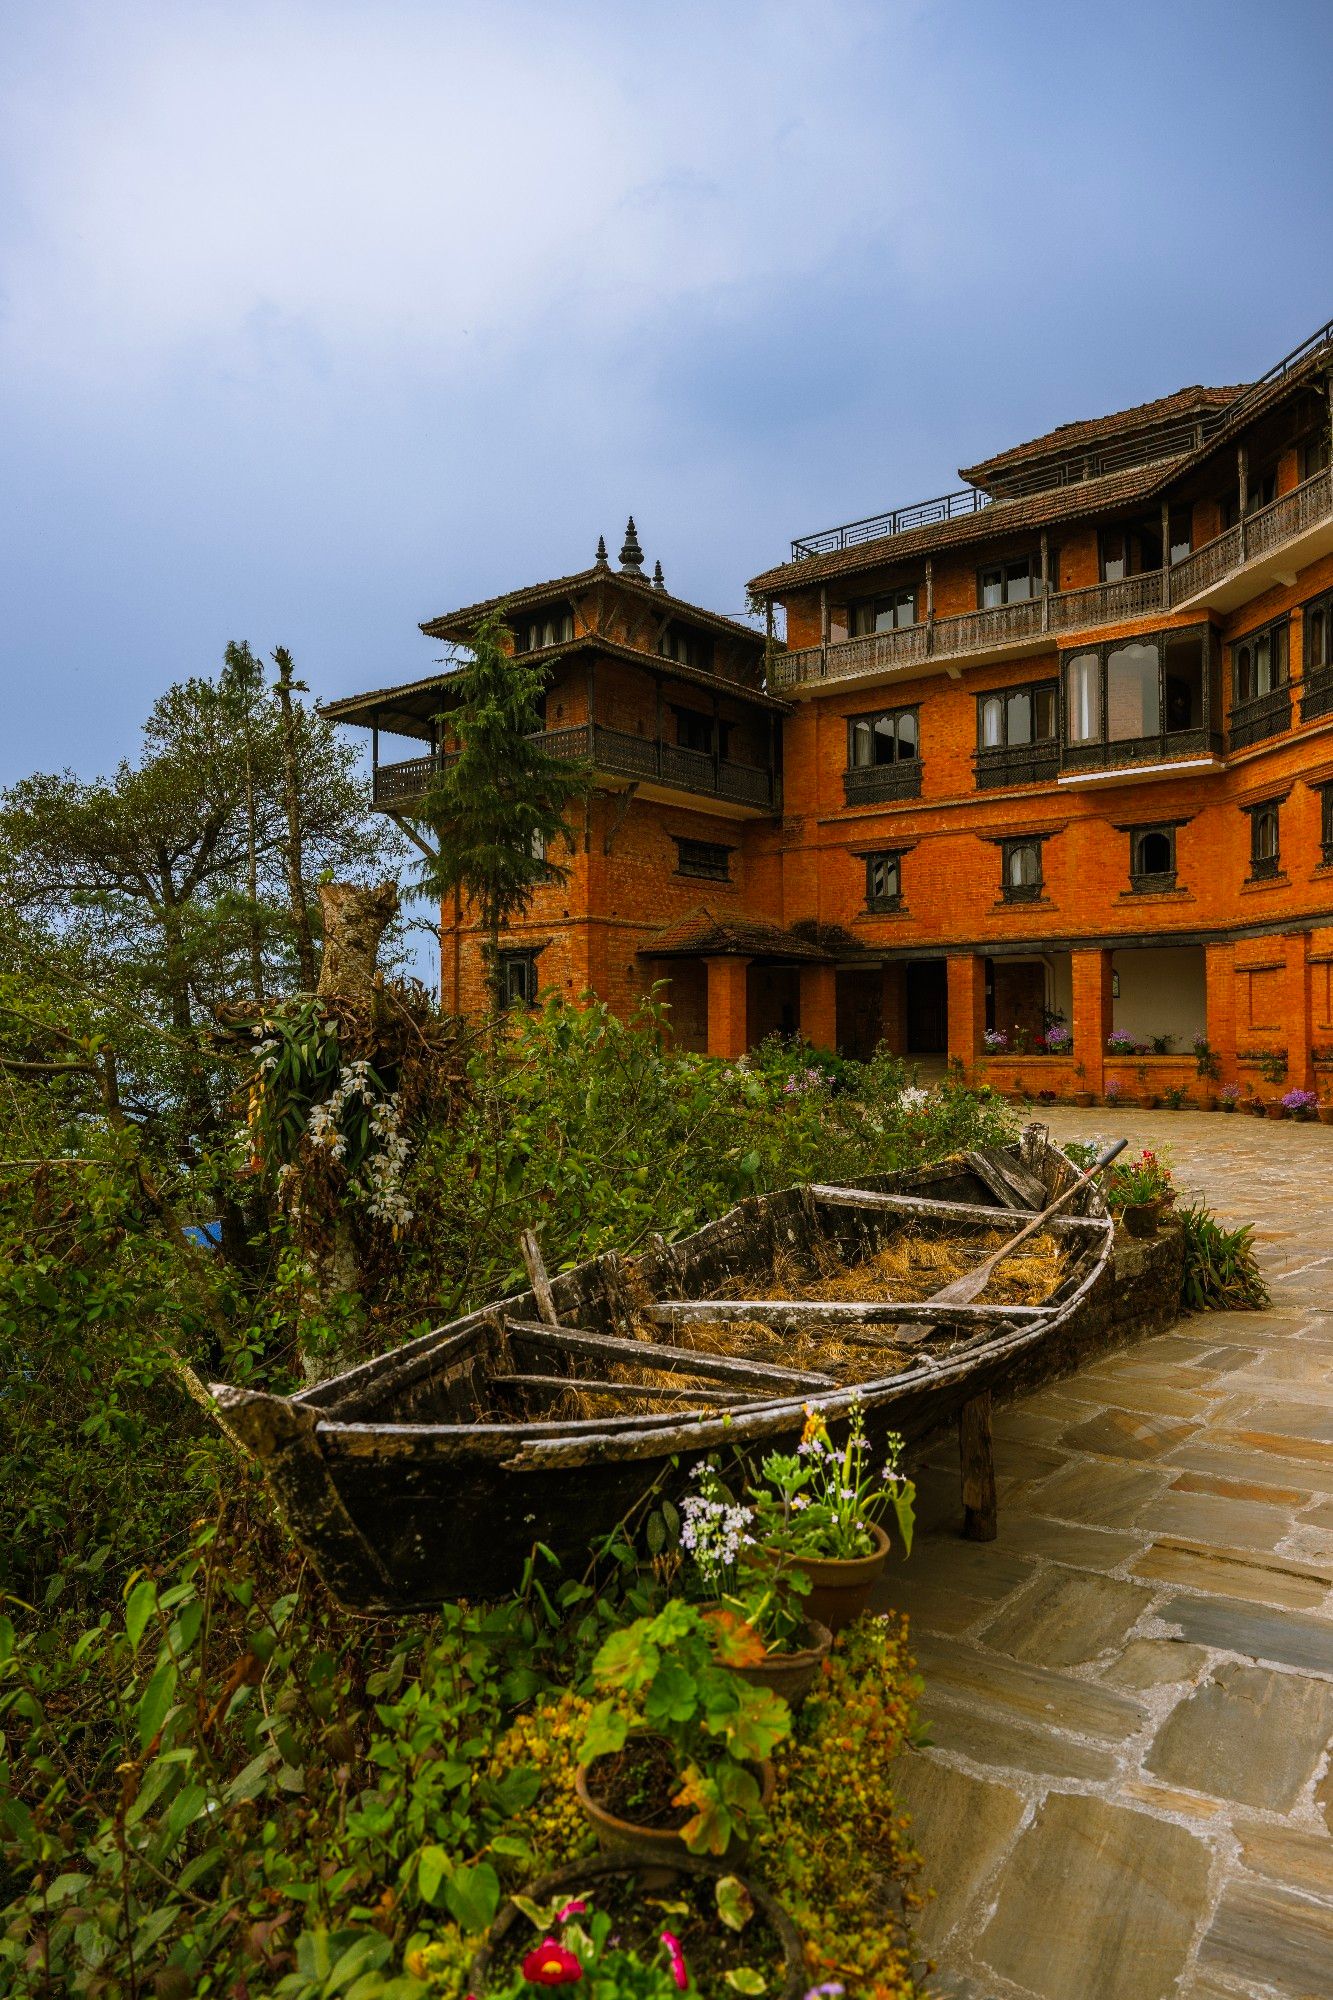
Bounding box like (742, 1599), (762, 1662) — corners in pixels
(5, 0), (1333, 789)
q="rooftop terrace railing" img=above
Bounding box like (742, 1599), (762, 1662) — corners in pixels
(772, 468), (1333, 691)
(785, 319), (1333, 556)
(791, 487), (990, 560)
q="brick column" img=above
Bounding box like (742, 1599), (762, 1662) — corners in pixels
(1285, 931), (1314, 1092)
(881, 964), (907, 1056)
(706, 957), (750, 1059)
(946, 954), (986, 1080)
(1071, 948), (1114, 1101)
(1205, 942), (1238, 1090)
(799, 963), (838, 1054)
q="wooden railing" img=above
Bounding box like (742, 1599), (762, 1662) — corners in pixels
(773, 469), (1333, 692)
(372, 723), (778, 813)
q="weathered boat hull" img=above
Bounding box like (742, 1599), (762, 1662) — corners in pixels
(215, 1132), (1114, 1610)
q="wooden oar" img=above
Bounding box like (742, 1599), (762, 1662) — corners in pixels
(927, 1139), (1127, 1308)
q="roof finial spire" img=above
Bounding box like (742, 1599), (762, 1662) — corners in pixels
(619, 516), (645, 575)
(594, 533), (609, 568)
(652, 559), (666, 592)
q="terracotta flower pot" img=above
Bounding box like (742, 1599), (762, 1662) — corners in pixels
(1318, 1106), (1333, 1125)
(1122, 1195), (1172, 1238)
(769, 1522), (891, 1634)
(1073, 1092), (1095, 1107)
(728, 1619), (832, 1709)
(1250, 1100), (1268, 1117)
(470, 1854), (808, 2000)
(1220, 1100), (1236, 1113)
(1265, 1101), (1287, 1120)
(576, 1733), (776, 1864)
(1141, 1093), (1162, 1110)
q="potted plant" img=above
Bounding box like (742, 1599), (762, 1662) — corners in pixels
(1043, 1022), (1072, 1056)
(1104, 1076), (1124, 1111)
(1282, 1087), (1318, 1123)
(749, 1402), (916, 1634)
(469, 1858), (807, 1999)
(680, 1467), (832, 1709)
(1107, 1148), (1176, 1237)
(1320, 1088), (1333, 1127)
(983, 1027), (1010, 1056)
(576, 1601), (790, 1861)
(1163, 1086), (1188, 1112)
(1220, 1083), (1241, 1114)
(1071, 1060), (1094, 1108)
(1257, 1047), (1289, 1115)
(1135, 1062), (1160, 1110)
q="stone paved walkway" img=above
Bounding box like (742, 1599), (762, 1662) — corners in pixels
(876, 1110), (1333, 2000)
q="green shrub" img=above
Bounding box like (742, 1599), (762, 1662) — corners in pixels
(1178, 1204), (1270, 1312)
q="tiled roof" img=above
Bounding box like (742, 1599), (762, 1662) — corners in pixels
(421, 564), (765, 647)
(747, 459), (1181, 594)
(640, 908), (835, 961)
(959, 384), (1247, 484)
(319, 633), (789, 738)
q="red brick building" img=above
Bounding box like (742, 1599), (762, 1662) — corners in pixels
(326, 319), (1333, 1101)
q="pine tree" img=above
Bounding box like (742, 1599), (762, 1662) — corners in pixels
(410, 609), (592, 1010)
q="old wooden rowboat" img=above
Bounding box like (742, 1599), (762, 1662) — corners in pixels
(212, 1123), (1114, 1610)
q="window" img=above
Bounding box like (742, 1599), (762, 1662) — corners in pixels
(1303, 590), (1333, 722)
(498, 951), (541, 1007)
(978, 554), (1049, 608)
(1130, 825), (1176, 891)
(978, 680), (1058, 750)
(1224, 467), (1277, 527)
(1065, 652), (1102, 743)
(1000, 838), (1044, 902)
(1106, 642), (1161, 740)
(864, 852), (902, 910)
(672, 706), (728, 757)
(515, 609), (573, 653)
(1063, 626), (1214, 758)
(1232, 619), (1289, 704)
(848, 707), (919, 767)
(1303, 432), (1332, 481)
(658, 626), (714, 671)
(675, 838), (732, 881)
(1320, 784), (1333, 865)
(850, 587), (918, 635)
(1168, 509), (1193, 566)
(1249, 803), (1281, 880)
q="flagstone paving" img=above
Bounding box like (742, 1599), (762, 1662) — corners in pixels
(876, 1109), (1333, 2000)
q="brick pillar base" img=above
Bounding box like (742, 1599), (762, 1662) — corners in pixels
(799, 963), (838, 1054)
(947, 954), (986, 1081)
(1071, 948), (1113, 1100)
(706, 957), (751, 1059)
(1205, 942), (1237, 1091)
(1286, 931), (1313, 1092)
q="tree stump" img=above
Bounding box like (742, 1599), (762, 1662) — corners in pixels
(316, 881), (399, 998)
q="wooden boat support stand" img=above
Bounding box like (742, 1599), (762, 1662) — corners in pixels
(212, 1126), (1184, 1611)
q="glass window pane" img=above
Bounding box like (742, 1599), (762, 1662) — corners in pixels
(1006, 689), (1032, 745)
(896, 711), (918, 759)
(1310, 607), (1327, 671)
(1163, 635), (1204, 733)
(852, 719), (873, 766)
(1067, 653), (1101, 742)
(982, 696), (1003, 748)
(1103, 531), (1126, 583)
(1006, 563), (1032, 602)
(1009, 843), (1040, 887)
(1256, 809), (1278, 860)
(1033, 685), (1057, 740)
(1107, 642), (1160, 740)
(1274, 624), (1288, 686)
(1236, 645), (1252, 703)
(981, 569), (1002, 608)
(873, 601), (895, 633)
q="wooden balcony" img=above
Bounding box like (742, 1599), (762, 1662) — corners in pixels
(372, 722), (779, 817)
(772, 468), (1333, 694)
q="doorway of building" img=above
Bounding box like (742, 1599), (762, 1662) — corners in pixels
(905, 959), (948, 1053)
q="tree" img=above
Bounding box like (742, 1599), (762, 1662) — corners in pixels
(0, 644), (401, 1143)
(410, 610), (592, 1009)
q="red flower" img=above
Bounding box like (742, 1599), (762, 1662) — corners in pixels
(556, 1899), (588, 1921)
(661, 1930), (689, 1992)
(522, 1939), (583, 1985)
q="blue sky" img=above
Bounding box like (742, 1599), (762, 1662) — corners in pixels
(5, 0), (1333, 788)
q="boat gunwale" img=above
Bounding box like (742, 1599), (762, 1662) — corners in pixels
(312, 1193), (1113, 1461)
(286, 1155), (1108, 1423)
